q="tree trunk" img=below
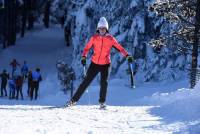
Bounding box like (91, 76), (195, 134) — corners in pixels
(190, 0), (200, 88)
(4, 0), (17, 47)
(27, 0), (35, 30)
(21, 0), (27, 37)
(43, 1), (50, 28)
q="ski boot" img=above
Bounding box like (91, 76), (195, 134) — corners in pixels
(99, 102), (106, 110)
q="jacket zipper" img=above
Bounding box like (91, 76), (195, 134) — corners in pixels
(98, 37), (104, 64)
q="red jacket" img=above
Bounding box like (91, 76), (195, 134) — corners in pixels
(16, 76), (23, 87)
(10, 61), (20, 68)
(82, 34), (129, 65)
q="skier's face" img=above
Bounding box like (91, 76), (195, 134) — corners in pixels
(99, 27), (107, 36)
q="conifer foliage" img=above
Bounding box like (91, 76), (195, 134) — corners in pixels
(150, 0), (200, 88)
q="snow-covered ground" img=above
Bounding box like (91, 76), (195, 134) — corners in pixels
(0, 24), (199, 134)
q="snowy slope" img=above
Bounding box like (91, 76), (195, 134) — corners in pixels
(0, 24), (199, 134)
(0, 105), (184, 134)
(0, 24), (72, 76)
(0, 24), (72, 103)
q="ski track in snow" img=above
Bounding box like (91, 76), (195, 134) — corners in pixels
(0, 105), (180, 134)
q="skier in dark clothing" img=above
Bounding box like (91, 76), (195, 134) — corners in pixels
(30, 68), (42, 100)
(66, 17), (133, 108)
(0, 70), (9, 97)
(10, 59), (20, 78)
(27, 70), (32, 96)
(15, 75), (23, 100)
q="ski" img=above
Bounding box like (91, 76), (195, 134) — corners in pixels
(125, 84), (136, 89)
(99, 106), (107, 110)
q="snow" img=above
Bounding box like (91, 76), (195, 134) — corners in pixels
(0, 24), (200, 134)
(115, 30), (128, 43)
(174, 55), (186, 69)
(130, 0), (139, 8)
(75, 7), (87, 28)
(0, 105), (177, 134)
(132, 13), (145, 34)
(109, 23), (119, 36)
(0, 24), (72, 77)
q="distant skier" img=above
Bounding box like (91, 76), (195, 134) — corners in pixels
(21, 61), (29, 81)
(12, 68), (21, 97)
(15, 75), (24, 100)
(13, 68), (20, 80)
(8, 78), (16, 99)
(30, 68), (42, 100)
(0, 70), (9, 97)
(10, 59), (20, 78)
(66, 17), (133, 108)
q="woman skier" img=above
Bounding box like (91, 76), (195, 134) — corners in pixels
(66, 17), (133, 108)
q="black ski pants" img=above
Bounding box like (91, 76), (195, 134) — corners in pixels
(1, 82), (7, 96)
(72, 62), (110, 103)
(30, 81), (39, 100)
(16, 86), (23, 100)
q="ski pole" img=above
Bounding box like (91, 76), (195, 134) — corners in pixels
(69, 71), (75, 100)
(70, 79), (73, 99)
(129, 62), (135, 88)
(83, 65), (91, 105)
(83, 65), (86, 78)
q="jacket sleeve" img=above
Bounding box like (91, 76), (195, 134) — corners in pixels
(112, 37), (129, 57)
(82, 36), (94, 57)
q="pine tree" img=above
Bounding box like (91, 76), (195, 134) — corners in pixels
(150, 0), (200, 88)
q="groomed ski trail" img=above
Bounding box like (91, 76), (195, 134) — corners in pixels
(0, 105), (183, 134)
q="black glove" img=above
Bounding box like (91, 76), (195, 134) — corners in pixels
(81, 57), (86, 66)
(126, 55), (133, 63)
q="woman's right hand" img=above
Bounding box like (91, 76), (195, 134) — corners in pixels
(81, 57), (86, 66)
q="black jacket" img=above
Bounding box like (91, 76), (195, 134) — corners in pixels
(0, 73), (9, 86)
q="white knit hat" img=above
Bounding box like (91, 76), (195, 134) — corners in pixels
(97, 17), (109, 30)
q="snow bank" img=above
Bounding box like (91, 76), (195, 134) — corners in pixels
(144, 81), (200, 118)
(140, 81), (200, 133)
